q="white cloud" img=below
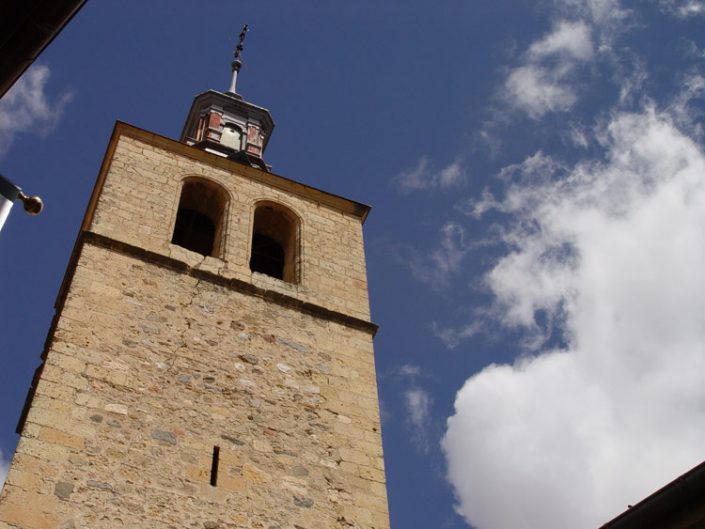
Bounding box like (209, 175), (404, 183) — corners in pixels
(396, 364), (423, 378)
(392, 156), (465, 193)
(685, 41), (705, 59)
(668, 74), (705, 139)
(553, 0), (628, 30)
(444, 108), (705, 529)
(432, 321), (483, 350)
(497, 150), (563, 183)
(567, 124), (591, 148)
(410, 222), (467, 289)
(529, 20), (594, 61)
(659, 0), (705, 17)
(0, 64), (72, 158)
(499, 0), (634, 121)
(406, 388), (431, 426)
(0, 450), (8, 492)
(503, 21), (595, 119)
(614, 55), (648, 106)
(462, 151), (564, 221)
(404, 387), (433, 452)
(505, 65), (579, 118)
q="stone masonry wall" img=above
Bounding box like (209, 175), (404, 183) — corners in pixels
(0, 242), (388, 529)
(89, 133), (371, 321)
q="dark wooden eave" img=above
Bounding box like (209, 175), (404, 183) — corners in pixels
(599, 460), (705, 529)
(0, 0), (87, 97)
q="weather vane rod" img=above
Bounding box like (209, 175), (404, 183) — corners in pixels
(229, 24), (249, 94)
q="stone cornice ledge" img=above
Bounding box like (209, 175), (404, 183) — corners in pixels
(84, 231), (379, 336)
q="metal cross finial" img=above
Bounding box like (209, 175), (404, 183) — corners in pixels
(229, 24), (249, 94)
(234, 24), (249, 62)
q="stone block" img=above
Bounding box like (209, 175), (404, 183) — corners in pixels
(37, 427), (85, 450)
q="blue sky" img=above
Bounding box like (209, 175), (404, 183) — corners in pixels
(1, 1), (705, 528)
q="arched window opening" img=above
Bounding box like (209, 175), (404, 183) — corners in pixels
(250, 203), (299, 283)
(173, 208), (216, 256)
(250, 233), (285, 279)
(171, 179), (228, 257)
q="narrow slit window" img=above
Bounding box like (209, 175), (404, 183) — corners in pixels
(249, 203), (299, 283)
(210, 446), (220, 487)
(171, 179), (228, 257)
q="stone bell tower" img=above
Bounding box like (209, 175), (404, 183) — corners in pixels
(0, 29), (389, 529)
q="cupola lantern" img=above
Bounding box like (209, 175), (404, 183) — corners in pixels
(179, 25), (274, 171)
